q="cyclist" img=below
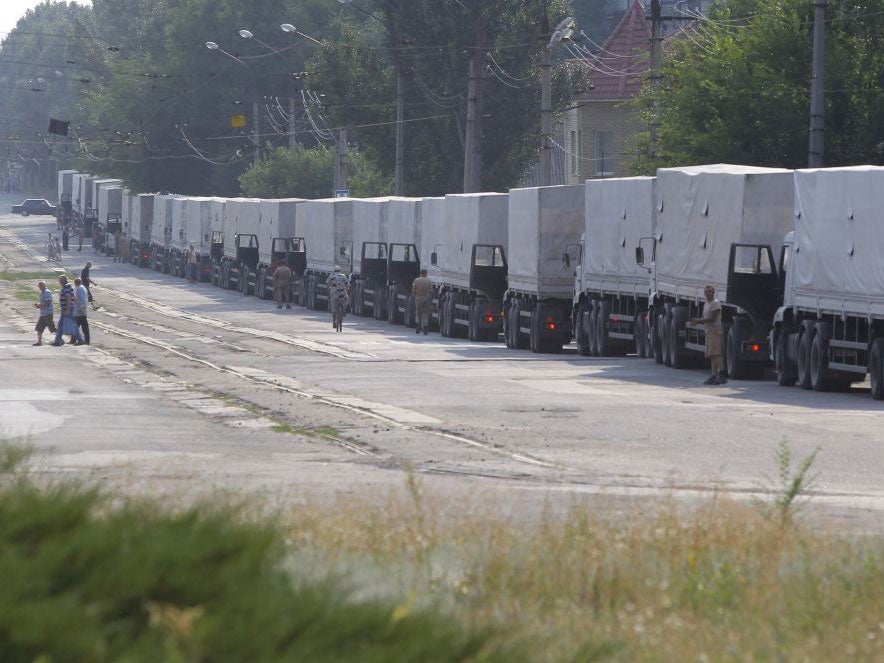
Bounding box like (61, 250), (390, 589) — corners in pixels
(327, 265), (350, 332)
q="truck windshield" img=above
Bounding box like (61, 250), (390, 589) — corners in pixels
(732, 244), (775, 274)
(473, 245), (505, 267)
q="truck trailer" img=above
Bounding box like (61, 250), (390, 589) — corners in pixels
(219, 198), (261, 293)
(126, 193), (154, 267)
(209, 198), (227, 285)
(150, 194), (176, 272)
(772, 166), (884, 398)
(97, 185), (124, 256)
(57, 170), (77, 224)
(297, 198), (354, 311)
(434, 193), (508, 341)
(384, 197), (422, 326)
(574, 177), (656, 358)
(255, 199), (305, 300)
(505, 184), (584, 353)
(350, 198), (392, 320)
(638, 164), (793, 377)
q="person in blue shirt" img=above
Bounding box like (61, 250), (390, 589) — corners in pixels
(33, 281), (56, 346)
(73, 277), (91, 345)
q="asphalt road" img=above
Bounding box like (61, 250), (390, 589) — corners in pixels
(2, 193), (882, 527)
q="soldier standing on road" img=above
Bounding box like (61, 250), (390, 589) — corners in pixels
(326, 266), (350, 330)
(411, 269), (432, 335)
(273, 262), (293, 309)
(691, 285), (727, 385)
(33, 280), (56, 346)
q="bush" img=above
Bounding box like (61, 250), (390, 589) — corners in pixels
(0, 450), (511, 663)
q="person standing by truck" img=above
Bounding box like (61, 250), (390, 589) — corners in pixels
(272, 262), (293, 309)
(691, 285), (726, 385)
(80, 261), (98, 309)
(185, 244), (198, 283)
(411, 269), (432, 335)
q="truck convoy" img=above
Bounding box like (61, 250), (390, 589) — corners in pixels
(126, 193), (154, 267)
(57, 165), (884, 401)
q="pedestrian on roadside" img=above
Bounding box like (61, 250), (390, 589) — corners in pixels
(46, 233), (56, 261)
(80, 261), (98, 309)
(185, 244), (198, 283)
(33, 280), (56, 346)
(73, 277), (91, 345)
(411, 269), (433, 335)
(272, 262), (293, 309)
(51, 275), (85, 346)
(691, 285), (727, 385)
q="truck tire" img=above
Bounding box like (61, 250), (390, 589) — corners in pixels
(652, 313), (664, 364)
(810, 330), (830, 392)
(374, 286), (387, 320)
(576, 305), (591, 356)
(449, 292), (462, 338)
(439, 293), (450, 337)
(595, 301), (610, 356)
(587, 304), (599, 357)
(669, 307), (688, 369)
(870, 338), (884, 400)
(726, 322), (747, 380)
(504, 301), (515, 349)
(660, 311), (672, 367)
(387, 285), (399, 324)
(796, 331), (812, 390)
(297, 279), (307, 307)
(306, 276), (315, 310)
(634, 313), (646, 358)
(776, 331), (797, 387)
(404, 293), (415, 328)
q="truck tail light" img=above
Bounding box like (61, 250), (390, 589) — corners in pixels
(546, 315), (557, 331)
(752, 344), (761, 352)
(485, 311), (495, 324)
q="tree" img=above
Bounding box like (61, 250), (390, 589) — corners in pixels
(239, 146), (391, 199)
(308, 0), (587, 196)
(632, 0), (884, 172)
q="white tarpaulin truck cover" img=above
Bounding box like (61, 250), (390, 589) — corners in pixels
(352, 198), (390, 274)
(77, 176), (95, 215)
(582, 176), (656, 297)
(151, 195), (176, 247)
(439, 192), (508, 289)
(654, 164), (793, 303)
(183, 198), (213, 253)
(508, 185), (584, 298)
(420, 197), (445, 285)
(209, 198), (225, 247)
(92, 179), (122, 218)
(298, 198), (355, 273)
(129, 194), (154, 244)
(57, 170), (76, 202)
(257, 199), (302, 264)
(121, 190), (133, 233)
(222, 198), (261, 258)
(792, 166), (884, 318)
(169, 197), (189, 250)
(387, 197), (422, 249)
(97, 186), (123, 223)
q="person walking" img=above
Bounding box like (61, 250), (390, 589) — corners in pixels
(73, 277), (91, 345)
(411, 269), (433, 335)
(46, 233), (56, 261)
(272, 262), (293, 309)
(80, 261), (98, 309)
(33, 280), (56, 346)
(51, 275), (85, 346)
(326, 265), (349, 331)
(691, 285), (726, 385)
(185, 244), (198, 283)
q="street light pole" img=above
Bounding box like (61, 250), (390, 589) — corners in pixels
(540, 0), (552, 187)
(206, 41), (260, 167)
(807, 0), (826, 167)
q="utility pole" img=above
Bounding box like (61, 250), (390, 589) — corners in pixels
(649, 0), (662, 160)
(808, 0), (826, 167)
(463, 6), (487, 193)
(251, 98), (261, 166)
(395, 62), (405, 195)
(540, 0), (552, 187)
(334, 127), (348, 193)
(288, 95), (297, 151)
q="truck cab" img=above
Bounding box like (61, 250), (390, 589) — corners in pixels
(104, 213), (123, 256)
(351, 242), (388, 319)
(387, 242), (420, 325)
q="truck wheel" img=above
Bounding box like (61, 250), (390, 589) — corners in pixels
(449, 293), (462, 338)
(595, 302), (610, 357)
(374, 286), (387, 320)
(652, 313), (664, 364)
(576, 305), (591, 356)
(796, 331), (812, 389)
(297, 279), (306, 307)
(810, 331), (830, 392)
(587, 304), (599, 356)
(669, 307), (688, 369)
(776, 332), (797, 386)
(634, 314), (646, 358)
(660, 312), (672, 367)
(387, 285), (399, 324)
(726, 324), (747, 380)
(439, 293), (449, 337)
(870, 338), (884, 400)
(404, 293), (415, 328)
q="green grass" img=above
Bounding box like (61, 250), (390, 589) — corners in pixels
(13, 286), (37, 302)
(0, 270), (64, 282)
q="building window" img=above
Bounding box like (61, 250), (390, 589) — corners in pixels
(594, 130), (614, 177)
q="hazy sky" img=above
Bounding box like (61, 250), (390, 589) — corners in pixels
(0, 1), (92, 39)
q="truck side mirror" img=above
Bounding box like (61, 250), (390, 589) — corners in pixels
(562, 251), (571, 268)
(340, 245), (347, 257)
(635, 246), (645, 266)
(430, 251), (437, 266)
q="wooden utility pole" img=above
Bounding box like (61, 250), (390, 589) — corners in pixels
(540, 0), (552, 187)
(808, 0), (827, 167)
(288, 95), (297, 151)
(463, 6), (486, 193)
(334, 128), (348, 193)
(649, 0), (662, 159)
(395, 63), (405, 195)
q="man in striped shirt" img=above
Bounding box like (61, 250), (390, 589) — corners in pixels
(33, 280), (56, 346)
(51, 275), (85, 346)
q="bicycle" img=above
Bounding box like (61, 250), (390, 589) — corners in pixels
(332, 295), (347, 333)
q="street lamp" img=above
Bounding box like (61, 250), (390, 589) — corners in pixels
(279, 23), (325, 46)
(205, 40), (261, 166)
(540, 14), (575, 186)
(333, 0), (406, 196)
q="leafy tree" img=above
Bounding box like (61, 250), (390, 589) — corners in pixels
(239, 146), (391, 199)
(632, 0), (884, 172)
(308, 0), (587, 195)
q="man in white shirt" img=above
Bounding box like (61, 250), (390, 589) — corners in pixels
(691, 285), (726, 385)
(73, 277), (91, 345)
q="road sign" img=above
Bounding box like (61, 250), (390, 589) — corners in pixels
(230, 114), (247, 129)
(334, 189), (350, 198)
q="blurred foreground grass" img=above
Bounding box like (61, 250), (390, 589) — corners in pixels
(3, 443), (883, 661)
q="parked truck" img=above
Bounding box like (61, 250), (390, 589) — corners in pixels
(219, 198), (261, 294)
(771, 166), (884, 398)
(505, 185), (584, 353)
(574, 177), (656, 358)
(297, 198), (354, 311)
(97, 185), (124, 256)
(384, 197), (422, 326)
(637, 164), (793, 377)
(150, 194), (176, 272)
(76, 175), (97, 236)
(57, 169), (76, 225)
(255, 199), (305, 300)
(209, 198), (226, 285)
(418, 197), (446, 331)
(433, 193), (508, 341)
(126, 193), (154, 267)
(350, 198), (392, 320)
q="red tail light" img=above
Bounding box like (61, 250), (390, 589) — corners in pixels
(752, 344), (761, 352)
(545, 315), (557, 331)
(485, 312), (495, 323)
